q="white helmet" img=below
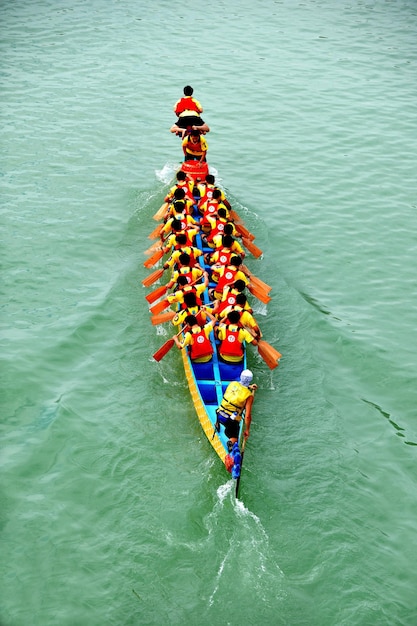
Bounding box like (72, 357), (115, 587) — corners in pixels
(239, 369), (253, 387)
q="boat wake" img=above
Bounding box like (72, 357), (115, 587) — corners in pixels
(205, 480), (285, 607)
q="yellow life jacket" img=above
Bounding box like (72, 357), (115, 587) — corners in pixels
(220, 382), (252, 420)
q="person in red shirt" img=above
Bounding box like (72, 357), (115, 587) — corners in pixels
(170, 86), (210, 137)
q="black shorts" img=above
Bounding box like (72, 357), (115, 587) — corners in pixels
(217, 411), (240, 439)
(176, 115), (205, 129)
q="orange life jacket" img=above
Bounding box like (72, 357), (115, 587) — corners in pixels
(198, 184), (215, 207)
(213, 248), (233, 267)
(217, 290), (239, 315)
(215, 266), (238, 294)
(219, 325), (244, 358)
(175, 96), (201, 116)
(175, 181), (195, 202)
(189, 328), (213, 360)
(206, 218), (227, 243)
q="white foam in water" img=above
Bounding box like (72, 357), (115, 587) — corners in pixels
(216, 479), (234, 503)
(155, 162), (180, 184)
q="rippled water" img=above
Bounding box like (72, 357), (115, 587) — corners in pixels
(1, 1), (417, 625)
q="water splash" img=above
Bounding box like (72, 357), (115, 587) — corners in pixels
(155, 162), (180, 184)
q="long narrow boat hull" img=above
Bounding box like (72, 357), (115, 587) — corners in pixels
(181, 342), (245, 466)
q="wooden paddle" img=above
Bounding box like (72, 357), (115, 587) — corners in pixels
(247, 282), (271, 304)
(151, 310), (176, 325)
(143, 248), (165, 268)
(257, 339), (282, 370)
(153, 202), (168, 221)
(234, 221), (256, 242)
(149, 297), (170, 315)
(145, 284), (168, 304)
(242, 237), (263, 259)
(153, 326), (187, 362)
(144, 240), (162, 255)
(148, 223), (163, 239)
(142, 267), (164, 287)
(244, 326), (281, 370)
(242, 265), (272, 293)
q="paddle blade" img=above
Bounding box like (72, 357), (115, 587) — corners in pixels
(242, 237), (263, 258)
(144, 240), (161, 255)
(148, 223), (163, 240)
(248, 283), (271, 304)
(153, 338), (175, 362)
(257, 340), (281, 370)
(151, 310), (176, 326)
(250, 275), (272, 294)
(153, 202), (168, 221)
(229, 209), (240, 222)
(142, 267), (164, 287)
(143, 248), (164, 268)
(234, 221), (256, 241)
(145, 284), (168, 304)
(150, 298), (170, 315)
(241, 265), (272, 294)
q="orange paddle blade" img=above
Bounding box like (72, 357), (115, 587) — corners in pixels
(153, 338), (175, 362)
(145, 284), (168, 304)
(234, 221), (256, 242)
(250, 275), (271, 294)
(248, 283), (271, 304)
(143, 248), (164, 268)
(242, 237), (263, 258)
(257, 340), (282, 370)
(144, 240), (161, 255)
(148, 223), (163, 239)
(150, 298), (170, 315)
(142, 267), (164, 287)
(151, 310), (176, 326)
(241, 265), (271, 294)
(153, 202), (168, 221)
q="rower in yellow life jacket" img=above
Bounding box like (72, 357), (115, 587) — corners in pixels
(216, 310), (258, 363)
(164, 171), (195, 204)
(197, 174), (231, 210)
(166, 275), (209, 306)
(165, 253), (204, 290)
(173, 314), (215, 363)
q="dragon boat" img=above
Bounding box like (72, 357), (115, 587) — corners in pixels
(142, 149), (281, 497)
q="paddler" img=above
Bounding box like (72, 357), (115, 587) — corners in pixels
(173, 314), (215, 363)
(218, 293), (262, 341)
(160, 217), (199, 248)
(164, 170), (195, 204)
(209, 255), (249, 300)
(215, 369), (257, 449)
(197, 174), (231, 210)
(216, 310), (258, 363)
(165, 253), (205, 291)
(163, 238), (204, 270)
(206, 233), (245, 265)
(167, 274), (209, 307)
